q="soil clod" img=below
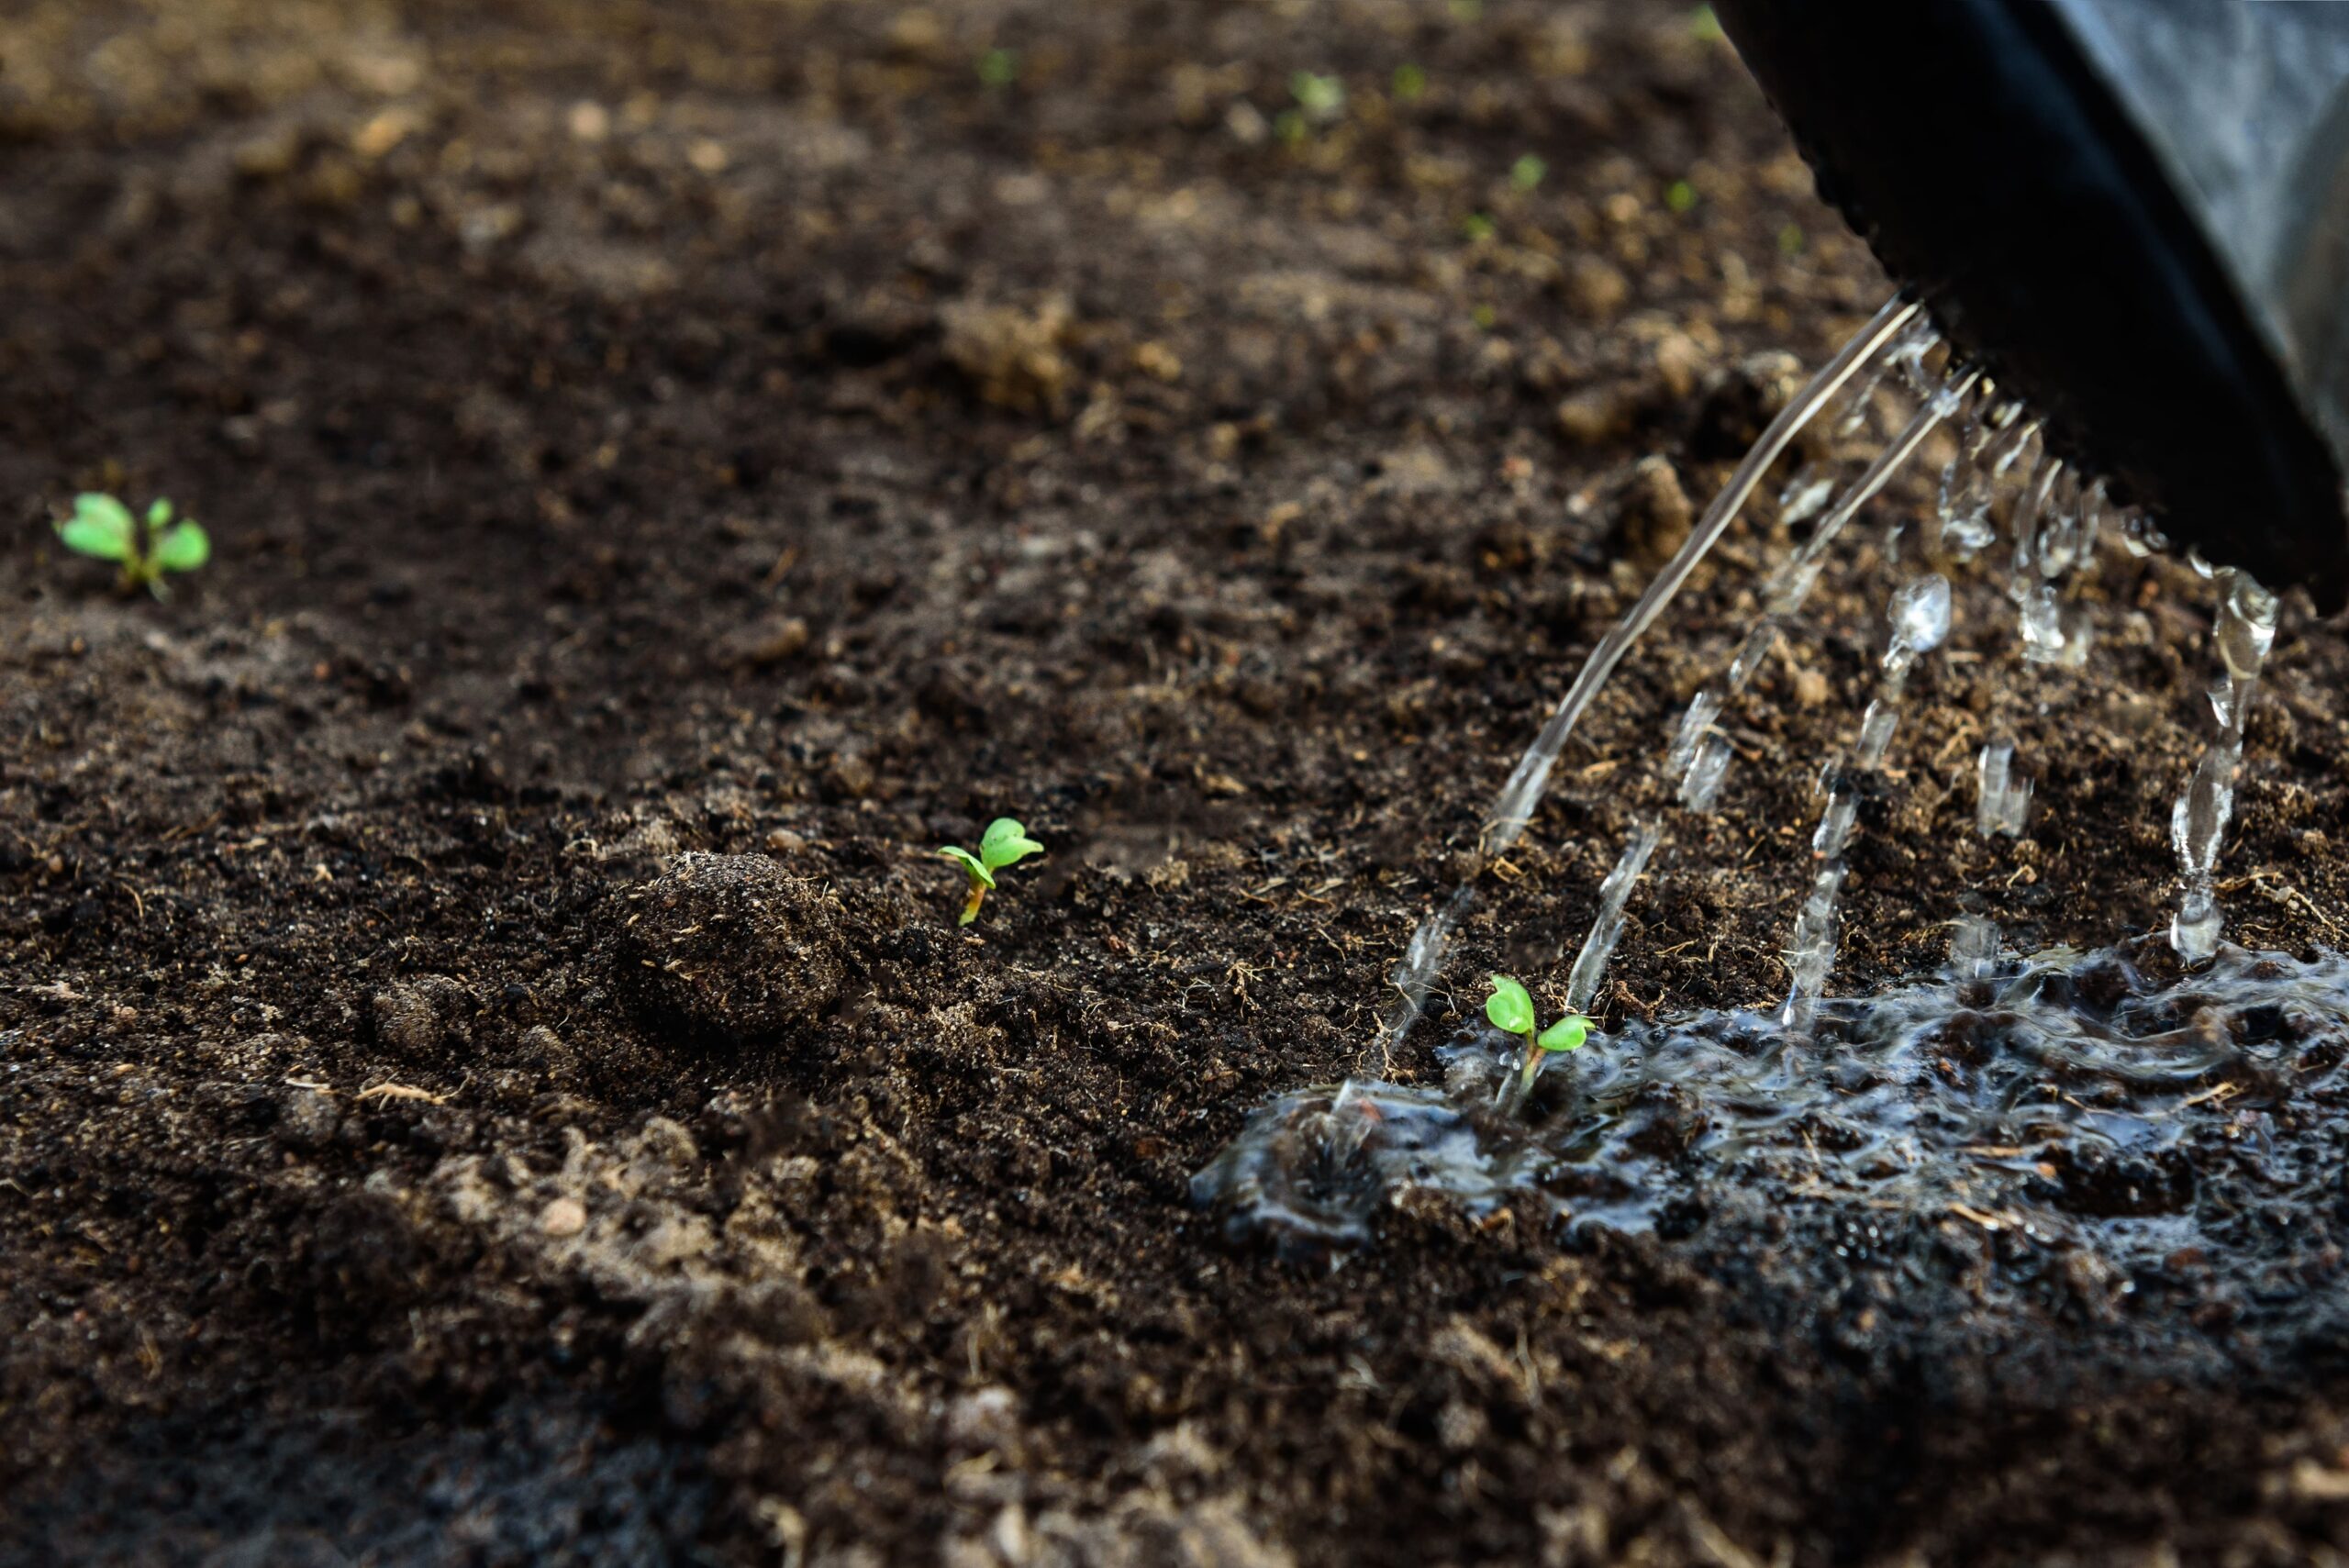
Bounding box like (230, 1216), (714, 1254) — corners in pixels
(608, 852), (847, 1045)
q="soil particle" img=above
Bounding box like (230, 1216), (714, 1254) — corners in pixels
(942, 295), (1076, 414)
(1614, 453), (1697, 571)
(540, 1195), (588, 1239)
(277, 1085), (341, 1151)
(607, 852), (848, 1045)
(370, 974), (469, 1062)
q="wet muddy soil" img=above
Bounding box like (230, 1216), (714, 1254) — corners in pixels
(12, 2), (2349, 1563)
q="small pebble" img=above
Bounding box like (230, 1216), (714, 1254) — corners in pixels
(540, 1196), (587, 1238)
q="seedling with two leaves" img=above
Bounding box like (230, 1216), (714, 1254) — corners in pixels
(56, 494), (210, 596)
(1485, 973), (1589, 1104)
(939, 817), (1044, 926)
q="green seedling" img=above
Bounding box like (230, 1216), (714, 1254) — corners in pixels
(1290, 72), (1345, 122)
(939, 817), (1045, 926)
(1485, 973), (1590, 1099)
(1509, 153), (1546, 193)
(57, 493), (210, 596)
(1275, 72), (1343, 146)
(1392, 63), (1428, 102)
(977, 48), (1019, 88)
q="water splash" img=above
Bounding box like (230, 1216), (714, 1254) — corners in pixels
(1198, 937), (2349, 1284)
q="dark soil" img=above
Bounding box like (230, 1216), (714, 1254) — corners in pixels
(10, 2), (2349, 1563)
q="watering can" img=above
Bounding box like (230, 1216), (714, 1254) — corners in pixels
(1713, 0), (2349, 610)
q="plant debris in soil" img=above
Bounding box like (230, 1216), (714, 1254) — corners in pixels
(13, 2), (2349, 1564)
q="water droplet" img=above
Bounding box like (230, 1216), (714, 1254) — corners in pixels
(1678, 734), (1732, 814)
(1950, 914), (1999, 980)
(1855, 698), (1898, 769)
(1884, 573), (1951, 675)
(1976, 741), (2032, 838)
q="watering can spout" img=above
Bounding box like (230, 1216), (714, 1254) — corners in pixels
(1712, 0), (2349, 612)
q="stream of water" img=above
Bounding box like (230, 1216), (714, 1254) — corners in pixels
(1203, 294), (2336, 1285)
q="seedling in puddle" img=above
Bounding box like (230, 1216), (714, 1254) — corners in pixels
(1485, 973), (1589, 1099)
(56, 494), (210, 596)
(939, 817), (1044, 926)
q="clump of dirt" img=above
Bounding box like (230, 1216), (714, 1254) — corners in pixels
(608, 852), (849, 1045)
(942, 295), (1077, 415)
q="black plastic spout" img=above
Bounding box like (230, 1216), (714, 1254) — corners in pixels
(1713, 0), (2349, 611)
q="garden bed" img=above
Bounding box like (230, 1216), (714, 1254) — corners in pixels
(10, 2), (2349, 1562)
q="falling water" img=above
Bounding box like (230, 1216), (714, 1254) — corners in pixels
(1377, 288), (2299, 1054)
(1564, 821), (1663, 1015)
(1976, 740), (2032, 837)
(1379, 294), (1926, 1045)
(1933, 401), (2036, 562)
(2170, 569), (2280, 962)
(1781, 573), (1952, 1031)
(1211, 284), (2330, 1285)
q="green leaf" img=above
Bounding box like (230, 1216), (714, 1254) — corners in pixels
(978, 817), (1043, 873)
(74, 493), (135, 531)
(150, 520), (210, 573)
(1484, 974), (1534, 1039)
(1538, 1014), (1588, 1053)
(1289, 72), (1343, 119)
(146, 498), (173, 528)
(60, 495), (136, 561)
(940, 846), (996, 889)
(58, 516), (134, 561)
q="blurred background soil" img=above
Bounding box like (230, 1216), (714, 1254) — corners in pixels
(11, 2), (2349, 1563)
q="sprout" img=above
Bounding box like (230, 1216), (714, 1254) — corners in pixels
(1509, 153), (1546, 192)
(1484, 973), (1591, 1102)
(56, 494), (210, 597)
(1290, 72), (1345, 122)
(938, 817), (1045, 926)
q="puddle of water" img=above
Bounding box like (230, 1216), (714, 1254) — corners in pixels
(1198, 938), (2349, 1287)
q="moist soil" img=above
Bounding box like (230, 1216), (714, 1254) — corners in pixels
(10, 2), (2349, 1563)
